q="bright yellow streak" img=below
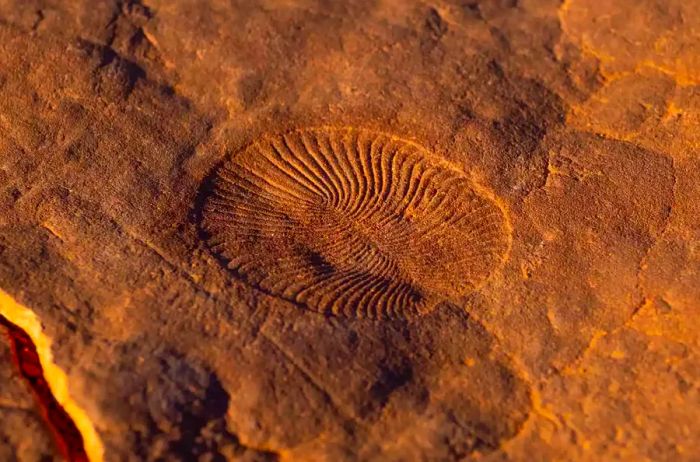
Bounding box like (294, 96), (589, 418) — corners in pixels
(0, 288), (104, 462)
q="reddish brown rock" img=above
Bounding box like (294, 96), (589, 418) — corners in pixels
(0, 0), (698, 460)
(0, 327), (60, 461)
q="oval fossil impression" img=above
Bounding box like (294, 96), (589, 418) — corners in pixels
(201, 128), (510, 319)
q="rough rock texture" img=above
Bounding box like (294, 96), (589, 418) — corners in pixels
(0, 0), (698, 460)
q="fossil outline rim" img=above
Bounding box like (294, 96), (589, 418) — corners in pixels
(200, 127), (511, 319)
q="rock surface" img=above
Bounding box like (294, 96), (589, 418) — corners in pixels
(0, 329), (60, 461)
(0, 0), (698, 460)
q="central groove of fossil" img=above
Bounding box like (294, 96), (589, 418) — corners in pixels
(201, 127), (510, 319)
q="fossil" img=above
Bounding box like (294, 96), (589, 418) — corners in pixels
(201, 127), (510, 319)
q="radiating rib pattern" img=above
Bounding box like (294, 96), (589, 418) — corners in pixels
(202, 128), (510, 319)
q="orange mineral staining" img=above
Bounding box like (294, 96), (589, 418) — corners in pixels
(1, 315), (88, 462)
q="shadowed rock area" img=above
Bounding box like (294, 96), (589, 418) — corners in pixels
(0, 0), (698, 460)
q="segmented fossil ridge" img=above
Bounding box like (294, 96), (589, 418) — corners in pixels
(201, 127), (510, 319)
